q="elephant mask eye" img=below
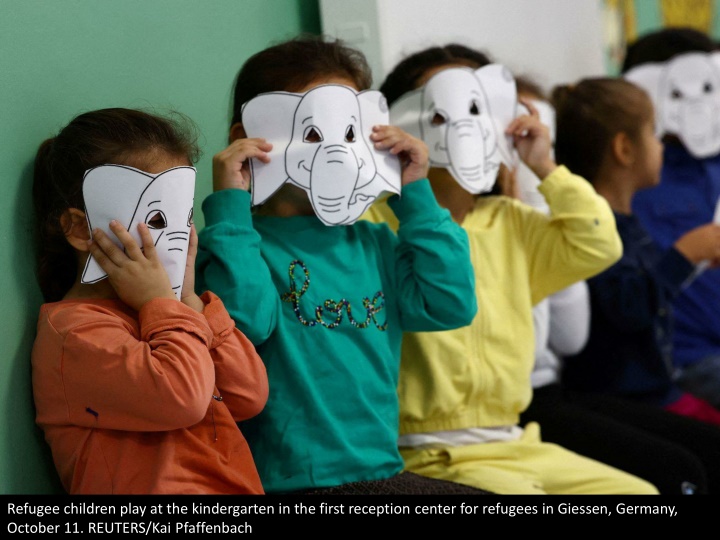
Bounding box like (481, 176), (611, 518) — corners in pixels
(671, 88), (683, 100)
(146, 210), (168, 229)
(303, 126), (323, 143)
(430, 111), (448, 126)
(704, 82), (713, 93)
(345, 125), (356, 143)
(187, 207), (194, 228)
(469, 99), (481, 115)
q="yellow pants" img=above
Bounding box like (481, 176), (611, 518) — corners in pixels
(400, 422), (659, 495)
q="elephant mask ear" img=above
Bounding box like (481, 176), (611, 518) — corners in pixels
(389, 87), (424, 143)
(358, 90), (401, 197)
(475, 64), (519, 168)
(241, 92), (301, 205)
(81, 165), (154, 284)
(624, 62), (664, 137)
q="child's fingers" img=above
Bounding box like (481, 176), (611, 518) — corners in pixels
(222, 143), (272, 166)
(506, 116), (542, 137)
(91, 228), (127, 267)
(87, 237), (116, 273)
(187, 224), (198, 262)
(138, 223), (158, 260)
(518, 97), (540, 118)
(232, 138), (273, 159)
(109, 221), (143, 260)
(389, 138), (415, 156)
(371, 128), (406, 150)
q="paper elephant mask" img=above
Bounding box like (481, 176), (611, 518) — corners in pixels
(241, 84), (401, 226)
(625, 51), (720, 158)
(81, 165), (196, 299)
(389, 64), (518, 194)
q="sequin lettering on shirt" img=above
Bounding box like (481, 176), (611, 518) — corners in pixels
(280, 259), (387, 330)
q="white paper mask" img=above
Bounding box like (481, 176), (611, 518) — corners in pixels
(81, 165), (196, 299)
(624, 51), (720, 158)
(516, 98), (556, 213)
(241, 84), (401, 226)
(390, 64), (518, 194)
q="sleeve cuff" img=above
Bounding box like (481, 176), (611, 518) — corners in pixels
(655, 247), (696, 294)
(201, 189), (253, 229)
(199, 291), (237, 350)
(138, 298), (213, 346)
(387, 179), (445, 223)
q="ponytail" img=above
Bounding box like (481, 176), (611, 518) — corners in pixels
(32, 138), (79, 302)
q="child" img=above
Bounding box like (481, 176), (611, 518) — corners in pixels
(196, 35), (488, 495)
(552, 77), (720, 492)
(514, 77), (713, 494)
(623, 28), (720, 409)
(31, 107), (268, 494)
(366, 44), (658, 494)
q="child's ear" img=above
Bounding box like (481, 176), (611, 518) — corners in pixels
(611, 132), (635, 167)
(60, 208), (90, 252)
(229, 122), (247, 143)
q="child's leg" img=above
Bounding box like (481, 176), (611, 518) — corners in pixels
(402, 422), (658, 495)
(519, 423), (659, 495)
(401, 443), (546, 495)
(521, 384), (707, 494)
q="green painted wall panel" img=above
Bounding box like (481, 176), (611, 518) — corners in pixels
(0, 0), (319, 494)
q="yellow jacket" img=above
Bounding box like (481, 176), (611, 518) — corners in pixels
(363, 166), (622, 433)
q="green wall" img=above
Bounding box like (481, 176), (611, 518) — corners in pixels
(0, 0), (320, 494)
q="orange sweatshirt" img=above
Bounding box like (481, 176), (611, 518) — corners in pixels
(31, 291), (268, 494)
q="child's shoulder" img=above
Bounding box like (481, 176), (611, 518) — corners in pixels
(465, 194), (540, 227)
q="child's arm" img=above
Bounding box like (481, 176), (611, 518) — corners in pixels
(181, 225), (268, 420)
(506, 103), (623, 303)
(64, 223), (218, 430)
(547, 281), (590, 356)
(196, 138), (281, 345)
(53, 299), (217, 431)
(588, 244), (694, 333)
(201, 291), (269, 422)
(372, 126), (477, 331)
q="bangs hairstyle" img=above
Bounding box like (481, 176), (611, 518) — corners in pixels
(379, 44), (492, 106)
(32, 107), (200, 302)
(552, 78), (654, 184)
(230, 34), (372, 126)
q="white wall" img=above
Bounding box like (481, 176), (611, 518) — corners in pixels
(320, 0), (608, 94)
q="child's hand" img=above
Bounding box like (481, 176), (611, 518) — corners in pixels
(180, 225), (205, 313)
(674, 223), (720, 266)
(212, 138), (273, 192)
(88, 221), (176, 311)
(506, 98), (557, 180)
(370, 125), (429, 186)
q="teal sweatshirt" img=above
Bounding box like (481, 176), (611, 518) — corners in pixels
(196, 180), (476, 493)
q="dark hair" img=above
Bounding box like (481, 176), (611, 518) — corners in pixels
(32, 107), (200, 302)
(515, 75), (547, 101)
(379, 44), (492, 105)
(622, 27), (717, 73)
(552, 78), (653, 183)
(231, 34), (372, 126)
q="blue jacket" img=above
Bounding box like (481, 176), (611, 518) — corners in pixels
(563, 213), (692, 406)
(631, 143), (720, 369)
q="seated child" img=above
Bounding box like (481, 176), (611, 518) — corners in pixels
(515, 76), (713, 494)
(364, 43), (658, 494)
(31, 107), (268, 494)
(623, 27), (720, 409)
(196, 35), (488, 495)
(554, 77), (720, 492)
